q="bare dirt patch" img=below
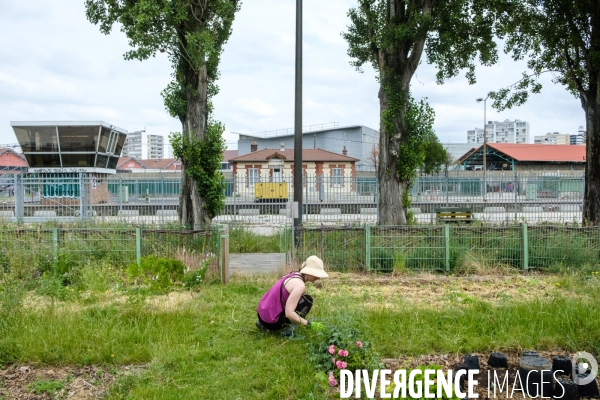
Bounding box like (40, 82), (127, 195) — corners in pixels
(311, 273), (564, 307)
(0, 365), (114, 399)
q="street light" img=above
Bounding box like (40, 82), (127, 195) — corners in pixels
(476, 92), (494, 199)
(293, 0), (303, 246)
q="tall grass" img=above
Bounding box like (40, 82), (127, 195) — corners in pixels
(1, 276), (599, 398)
(227, 226), (285, 253)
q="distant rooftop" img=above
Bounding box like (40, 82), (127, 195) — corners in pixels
(233, 122), (370, 139)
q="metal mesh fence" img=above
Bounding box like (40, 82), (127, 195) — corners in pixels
(0, 227), (216, 273)
(369, 226), (445, 271)
(0, 170), (588, 225)
(290, 224), (599, 272)
(528, 226), (600, 268)
(450, 226), (522, 270)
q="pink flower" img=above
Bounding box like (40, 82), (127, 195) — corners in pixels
(338, 349), (349, 357)
(328, 345), (335, 355)
(355, 341), (363, 348)
(332, 357), (336, 364)
(336, 360), (348, 369)
(328, 372), (338, 387)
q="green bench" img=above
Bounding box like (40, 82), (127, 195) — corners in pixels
(436, 207), (473, 224)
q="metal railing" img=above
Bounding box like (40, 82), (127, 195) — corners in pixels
(0, 171), (587, 226)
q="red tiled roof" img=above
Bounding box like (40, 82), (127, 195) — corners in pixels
(138, 158), (179, 170)
(117, 157), (145, 169)
(0, 148), (28, 167)
(229, 148), (359, 162)
(461, 143), (586, 163)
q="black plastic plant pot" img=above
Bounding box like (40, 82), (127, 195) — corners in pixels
(454, 362), (468, 391)
(519, 356), (553, 398)
(552, 356), (573, 376)
(464, 355), (480, 370)
(553, 378), (580, 400)
(576, 373), (600, 398)
(488, 352), (509, 368)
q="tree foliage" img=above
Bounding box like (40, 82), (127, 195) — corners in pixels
(86, 0), (240, 228)
(170, 122), (226, 220)
(490, 0), (600, 224)
(343, 0), (497, 224)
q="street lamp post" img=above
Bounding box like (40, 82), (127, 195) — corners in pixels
(293, 0), (303, 247)
(476, 92), (494, 200)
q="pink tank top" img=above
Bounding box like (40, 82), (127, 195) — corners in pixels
(257, 272), (302, 324)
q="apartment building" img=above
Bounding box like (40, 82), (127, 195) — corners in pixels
(147, 134), (165, 159)
(467, 119), (530, 144)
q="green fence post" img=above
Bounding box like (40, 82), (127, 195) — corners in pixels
(215, 225), (222, 272)
(365, 225), (371, 272)
(284, 225), (289, 265)
(136, 228), (142, 266)
(52, 228), (59, 271)
(444, 225), (450, 271)
(521, 223), (529, 270)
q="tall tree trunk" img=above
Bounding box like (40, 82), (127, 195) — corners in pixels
(583, 90), (600, 225)
(377, 75), (409, 225)
(376, 24), (426, 225)
(179, 60), (211, 230)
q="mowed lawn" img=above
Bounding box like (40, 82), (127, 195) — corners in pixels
(1, 272), (599, 399)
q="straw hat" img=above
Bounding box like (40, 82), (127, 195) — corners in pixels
(299, 255), (329, 278)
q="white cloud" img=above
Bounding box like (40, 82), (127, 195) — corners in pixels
(0, 0), (585, 154)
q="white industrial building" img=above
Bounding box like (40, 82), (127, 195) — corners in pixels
(235, 123), (380, 171)
(147, 134), (165, 159)
(467, 119), (530, 144)
(122, 130), (142, 158)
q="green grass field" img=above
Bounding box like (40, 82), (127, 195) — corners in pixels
(1, 268), (599, 399)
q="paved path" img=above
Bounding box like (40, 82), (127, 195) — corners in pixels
(229, 253), (287, 275)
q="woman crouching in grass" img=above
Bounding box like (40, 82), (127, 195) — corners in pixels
(256, 255), (327, 338)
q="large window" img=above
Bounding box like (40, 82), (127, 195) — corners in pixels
(332, 168), (342, 186)
(249, 168), (260, 185)
(58, 126), (98, 152)
(14, 127), (59, 152)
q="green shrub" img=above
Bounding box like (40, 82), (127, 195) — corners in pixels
(126, 255), (185, 292)
(36, 273), (76, 301)
(183, 259), (210, 289)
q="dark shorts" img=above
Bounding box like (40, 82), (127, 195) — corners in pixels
(257, 294), (313, 331)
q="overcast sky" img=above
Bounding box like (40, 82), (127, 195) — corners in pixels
(0, 0), (585, 155)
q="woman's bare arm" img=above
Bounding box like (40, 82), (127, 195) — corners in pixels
(284, 279), (308, 326)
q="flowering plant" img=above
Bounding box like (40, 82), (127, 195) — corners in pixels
(307, 317), (382, 385)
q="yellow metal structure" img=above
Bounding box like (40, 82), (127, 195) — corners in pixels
(254, 182), (288, 200)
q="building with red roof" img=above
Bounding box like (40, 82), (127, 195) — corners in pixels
(458, 143), (586, 171)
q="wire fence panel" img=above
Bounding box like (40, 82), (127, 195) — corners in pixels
(0, 227), (54, 273)
(450, 226), (522, 270)
(141, 229), (216, 267)
(370, 226), (445, 271)
(57, 228), (138, 267)
(0, 227), (217, 273)
(528, 226), (600, 269)
(291, 225), (597, 272)
(292, 227), (366, 272)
